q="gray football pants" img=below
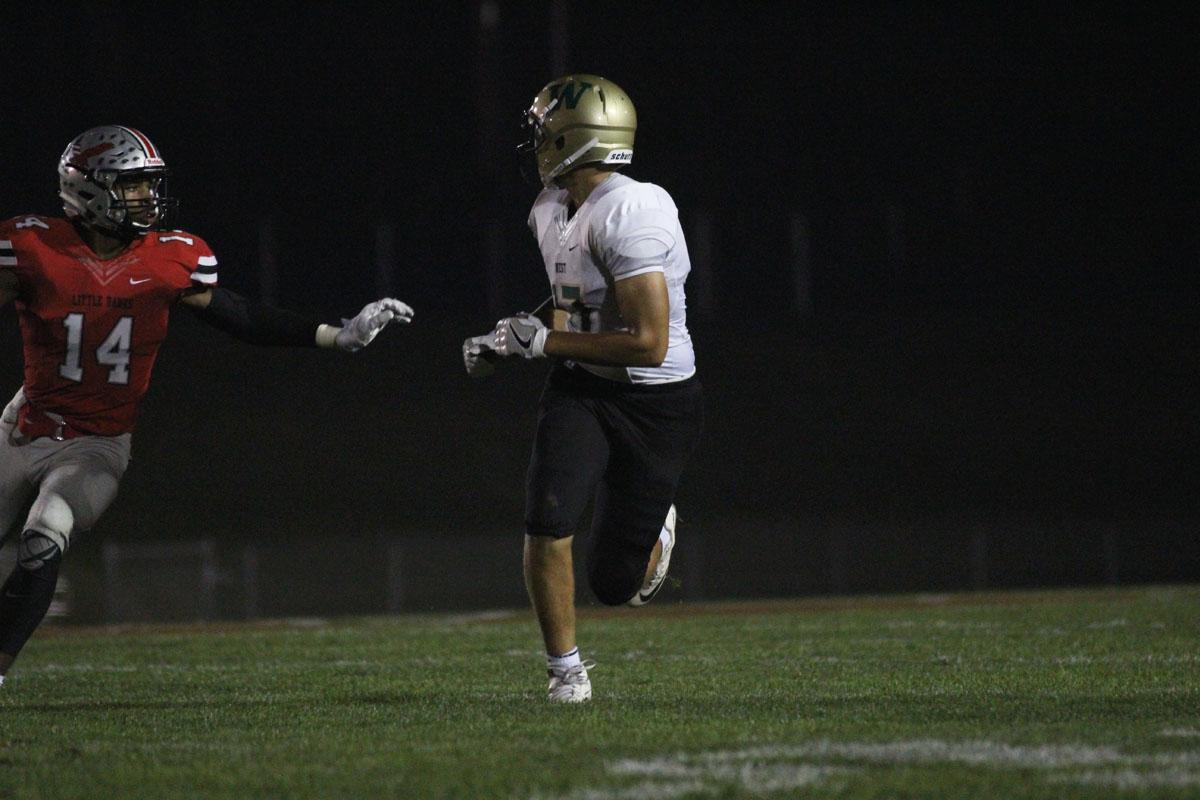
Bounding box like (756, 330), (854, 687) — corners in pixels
(0, 427), (131, 558)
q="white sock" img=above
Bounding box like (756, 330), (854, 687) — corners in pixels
(547, 646), (582, 672)
(0, 675), (5, 688)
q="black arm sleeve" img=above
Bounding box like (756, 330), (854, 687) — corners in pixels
(193, 287), (322, 347)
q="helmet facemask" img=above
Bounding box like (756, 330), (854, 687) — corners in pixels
(97, 168), (176, 233)
(517, 110), (549, 187)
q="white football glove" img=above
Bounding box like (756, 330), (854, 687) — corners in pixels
(462, 332), (499, 377)
(334, 298), (414, 352)
(493, 314), (548, 359)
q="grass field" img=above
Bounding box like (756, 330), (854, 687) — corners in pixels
(1, 586), (1197, 799)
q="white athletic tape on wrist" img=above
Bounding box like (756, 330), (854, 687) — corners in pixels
(532, 326), (549, 358)
(315, 323), (340, 349)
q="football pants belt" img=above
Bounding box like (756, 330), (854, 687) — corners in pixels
(15, 405), (89, 442)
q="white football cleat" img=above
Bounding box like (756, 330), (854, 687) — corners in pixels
(629, 504), (677, 606)
(547, 661), (593, 703)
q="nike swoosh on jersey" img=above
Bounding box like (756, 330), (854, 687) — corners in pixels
(568, 243), (579, 251)
(129, 277), (152, 285)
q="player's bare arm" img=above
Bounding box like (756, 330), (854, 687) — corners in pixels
(479, 272), (669, 367)
(178, 286), (413, 352)
(541, 273), (669, 366)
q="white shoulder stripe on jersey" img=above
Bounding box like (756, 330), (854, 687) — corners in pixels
(198, 255), (218, 267)
(0, 256), (16, 266)
(0, 240), (12, 248)
(191, 271), (218, 285)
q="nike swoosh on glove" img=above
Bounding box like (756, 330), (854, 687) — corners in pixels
(335, 298), (415, 352)
(493, 314), (547, 359)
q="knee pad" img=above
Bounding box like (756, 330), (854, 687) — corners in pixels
(18, 529), (63, 571)
(22, 492), (73, 562)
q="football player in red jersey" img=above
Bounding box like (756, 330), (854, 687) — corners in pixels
(0, 126), (414, 686)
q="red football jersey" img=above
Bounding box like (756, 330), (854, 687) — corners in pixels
(0, 215), (219, 435)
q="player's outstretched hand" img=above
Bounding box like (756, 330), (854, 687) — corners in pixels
(493, 314), (547, 359)
(335, 298), (415, 352)
(463, 332), (499, 377)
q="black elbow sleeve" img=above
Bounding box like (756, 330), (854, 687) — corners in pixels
(196, 287), (321, 347)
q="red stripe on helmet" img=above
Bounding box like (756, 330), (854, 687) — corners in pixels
(119, 126), (158, 159)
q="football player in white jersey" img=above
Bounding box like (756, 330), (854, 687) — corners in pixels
(464, 75), (704, 703)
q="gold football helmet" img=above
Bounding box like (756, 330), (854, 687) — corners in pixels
(518, 74), (637, 187)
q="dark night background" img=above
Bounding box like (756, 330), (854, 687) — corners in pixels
(1, 3), (1195, 621)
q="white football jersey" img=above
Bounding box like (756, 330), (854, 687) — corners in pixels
(527, 173), (696, 384)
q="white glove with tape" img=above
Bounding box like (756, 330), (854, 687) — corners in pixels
(323, 298), (414, 352)
(492, 314), (548, 359)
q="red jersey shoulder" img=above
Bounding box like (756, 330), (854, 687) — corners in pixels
(2, 218), (220, 288)
(0, 216), (76, 275)
(135, 229), (220, 286)
(138, 230), (213, 263)
(1, 215), (74, 246)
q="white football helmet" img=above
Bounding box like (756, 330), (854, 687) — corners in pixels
(58, 125), (178, 235)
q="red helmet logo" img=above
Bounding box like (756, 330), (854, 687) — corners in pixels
(67, 141), (116, 171)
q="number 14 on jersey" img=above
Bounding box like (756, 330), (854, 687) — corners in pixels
(59, 314), (134, 385)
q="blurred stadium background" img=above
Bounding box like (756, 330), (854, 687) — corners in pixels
(0, 3), (1193, 624)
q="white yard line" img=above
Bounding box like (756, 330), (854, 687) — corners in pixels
(1160, 728), (1200, 738)
(544, 739), (1200, 800)
(22, 658), (377, 674)
(1057, 769), (1200, 789)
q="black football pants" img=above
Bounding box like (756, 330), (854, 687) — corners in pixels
(525, 363), (704, 605)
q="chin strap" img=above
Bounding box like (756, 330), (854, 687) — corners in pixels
(544, 137), (600, 185)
